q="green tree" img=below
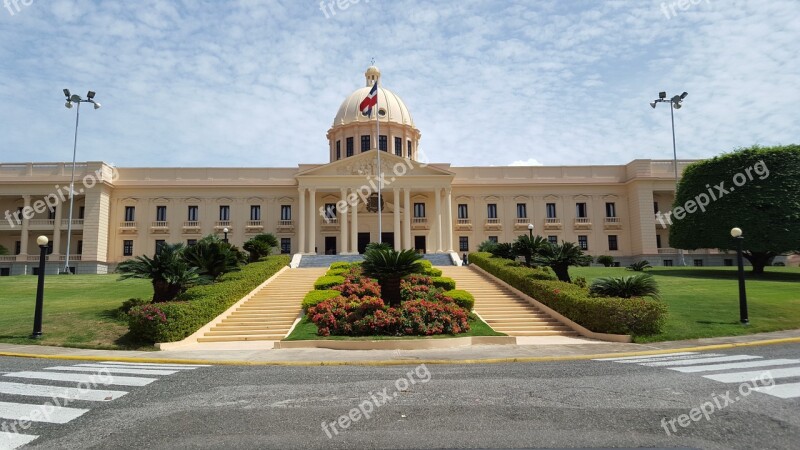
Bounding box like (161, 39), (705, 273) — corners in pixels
(183, 235), (244, 279)
(669, 144), (800, 273)
(512, 235), (550, 267)
(361, 248), (422, 306)
(596, 255), (614, 267)
(533, 241), (593, 283)
(0, 244), (8, 255)
(243, 233), (278, 262)
(489, 242), (515, 260)
(117, 243), (204, 302)
(477, 240), (498, 253)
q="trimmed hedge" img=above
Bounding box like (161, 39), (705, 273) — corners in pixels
(314, 275), (346, 290)
(128, 256), (290, 343)
(431, 276), (456, 291)
(444, 289), (475, 311)
(330, 262), (355, 270)
(302, 289), (341, 312)
(468, 252), (667, 336)
(325, 267), (349, 277)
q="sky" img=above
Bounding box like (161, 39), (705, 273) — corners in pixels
(0, 0), (798, 168)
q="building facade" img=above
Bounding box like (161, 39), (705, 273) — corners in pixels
(0, 67), (730, 275)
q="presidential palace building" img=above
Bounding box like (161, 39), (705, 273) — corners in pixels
(0, 66), (729, 275)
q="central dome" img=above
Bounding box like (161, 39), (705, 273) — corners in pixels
(332, 66), (415, 127)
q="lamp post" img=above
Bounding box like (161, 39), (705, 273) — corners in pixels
(651, 91), (687, 266)
(62, 89), (101, 274)
(32, 235), (49, 339)
(223, 227), (229, 244)
(730, 227), (749, 324)
(528, 223), (534, 239)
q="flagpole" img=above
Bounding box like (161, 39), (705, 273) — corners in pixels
(376, 78), (382, 243)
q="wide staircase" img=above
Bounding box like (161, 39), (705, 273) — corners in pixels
(439, 266), (578, 337)
(297, 253), (455, 268)
(197, 268), (327, 342)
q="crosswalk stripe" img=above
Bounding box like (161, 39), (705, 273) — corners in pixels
(704, 366), (800, 384)
(97, 361), (208, 369)
(44, 366), (178, 376)
(0, 431), (38, 449)
(669, 359), (800, 373)
(613, 353), (726, 364)
(75, 364), (192, 372)
(593, 352), (698, 361)
(641, 355), (761, 367)
(0, 381), (127, 402)
(4, 371), (156, 387)
(751, 381), (800, 399)
(0, 401), (89, 424)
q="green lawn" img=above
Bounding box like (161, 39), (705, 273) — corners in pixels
(285, 316), (504, 341)
(0, 274), (152, 350)
(570, 266), (800, 342)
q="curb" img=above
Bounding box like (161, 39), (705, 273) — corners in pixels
(1, 336), (799, 366)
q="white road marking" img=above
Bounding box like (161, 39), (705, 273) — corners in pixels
(0, 401), (89, 424)
(0, 431), (38, 449)
(97, 361), (208, 369)
(44, 366), (178, 376)
(0, 381), (127, 402)
(613, 353), (726, 364)
(752, 381), (800, 399)
(704, 366), (800, 384)
(593, 352), (699, 361)
(4, 371), (156, 387)
(669, 359), (800, 373)
(76, 363), (192, 372)
(641, 355), (762, 367)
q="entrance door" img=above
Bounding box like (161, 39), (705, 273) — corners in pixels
(381, 232), (394, 249)
(357, 232), (371, 254)
(414, 236), (426, 254)
(325, 236), (337, 255)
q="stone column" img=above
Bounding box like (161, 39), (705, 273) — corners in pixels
(339, 188), (348, 254)
(18, 195), (31, 260)
(52, 203), (63, 256)
(350, 191), (359, 254)
(403, 188), (412, 250)
(308, 188), (316, 254)
(445, 188), (454, 252)
(298, 187), (306, 254)
(393, 188), (401, 250)
(434, 187), (442, 252)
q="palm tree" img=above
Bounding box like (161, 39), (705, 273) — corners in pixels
(243, 233), (278, 262)
(117, 243), (204, 302)
(512, 235), (550, 267)
(489, 242), (515, 260)
(361, 248), (423, 306)
(589, 274), (660, 299)
(533, 241), (593, 283)
(183, 235), (243, 279)
(0, 244), (8, 255)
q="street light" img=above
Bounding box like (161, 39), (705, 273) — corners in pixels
(651, 90), (688, 266)
(223, 227), (229, 243)
(730, 227), (749, 324)
(62, 89), (101, 274)
(528, 223), (534, 239)
(32, 235), (49, 339)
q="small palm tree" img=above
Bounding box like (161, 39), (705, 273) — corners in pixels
(512, 235), (550, 267)
(477, 240), (498, 253)
(628, 260), (653, 271)
(117, 243), (204, 302)
(489, 242), (515, 260)
(589, 274), (660, 299)
(365, 241), (392, 252)
(361, 248), (423, 306)
(243, 233), (278, 262)
(183, 235), (243, 279)
(533, 241), (593, 283)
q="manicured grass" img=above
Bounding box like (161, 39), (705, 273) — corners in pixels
(285, 315), (505, 341)
(570, 266), (800, 342)
(0, 274), (152, 349)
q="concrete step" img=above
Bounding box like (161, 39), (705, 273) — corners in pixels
(205, 329), (291, 336)
(197, 335), (285, 342)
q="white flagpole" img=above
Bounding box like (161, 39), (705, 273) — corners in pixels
(376, 78), (382, 243)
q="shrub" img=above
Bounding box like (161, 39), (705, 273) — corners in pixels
(314, 275), (346, 290)
(596, 255), (615, 267)
(572, 276), (588, 289)
(489, 242), (515, 260)
(332, 276), (381, 298)
(423, 267), (443, 277)
(330, 262), (354, 270)
(468, 252), (666, 335)
(431, 276), (456, 291)
(325, 267), (349, 277)
(444, 289), (475, 311)
(128, 304), (168, 341)
(628, 260), (653, 271)
(589, 274), (660, 300)
(362, 248), (423, 306)
(243, 233), (278, 262)
(477, 240), (498, 253)
(116, 297), (150, 320)
(301, 289), (341, 312)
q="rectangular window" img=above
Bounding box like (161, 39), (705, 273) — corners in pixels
(250, 205), (261, 221)
(605, 202), (616, 218)
(516, 203), (527, 219)
(407, 140), (412, 157)
(77, 240), (83, 255)
(346, 137), (354, 157)
(280, 205), (292, 221)
(155, 240), (165, 253)
(15, 241), (21, 255)
(187, 239), (197, 247)
(219, 205), (230, 221)
(123, 240), (133, 256)
(663, 259), (673, 266)
(324, 203), (336, 220)
(546, 203), (557, 219)
(608, 235), (618, 251)
(379, 135), (387, 151)
(487, 204), (498, 219)
(457, 204), (468, 219)
(656, 235), (662, 248)
(547, 235), (558, 245)
(653, 201), (659, 214)
(78, 206), (85, 220)
(361, 135), (371, 152)
(187, 206), (199, 221)
(46, 241), (53, 255)
(280, 238), (291, 254)
(459, 236), (469, 252)
(48, 208), (56, 220)
(394, 137), (402, 156)
(578, 235), (588, 250)
(694, 259), (704, 267)
(488, 236), (498, 243)
(155, 206), (167, 222)
(413, 203), (426, 218)
(336, 140), (341, 160)
(576, 202), (588, 218)
(124, 206), (135, 222)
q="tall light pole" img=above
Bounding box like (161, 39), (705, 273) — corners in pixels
(223, 227), (229, 244)
(528, 223), (534, 239)
(730, 227), (749, 324)
(651, 91), (687, 266)
(62, 89), (101, 274)
(32, 235), (49, 338)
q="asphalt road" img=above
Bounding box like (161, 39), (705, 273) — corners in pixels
(1, 344), (799, 449)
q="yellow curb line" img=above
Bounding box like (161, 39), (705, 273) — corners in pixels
(1, 336), (799, 366)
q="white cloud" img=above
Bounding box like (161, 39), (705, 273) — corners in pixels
(509, 158), (544, 167)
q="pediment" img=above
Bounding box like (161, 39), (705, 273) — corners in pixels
(296, 151), (454, 178)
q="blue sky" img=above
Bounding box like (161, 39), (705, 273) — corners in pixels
(0, 0), (798, 168)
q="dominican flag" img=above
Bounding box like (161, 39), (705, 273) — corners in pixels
(359, 82), (378, 116)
